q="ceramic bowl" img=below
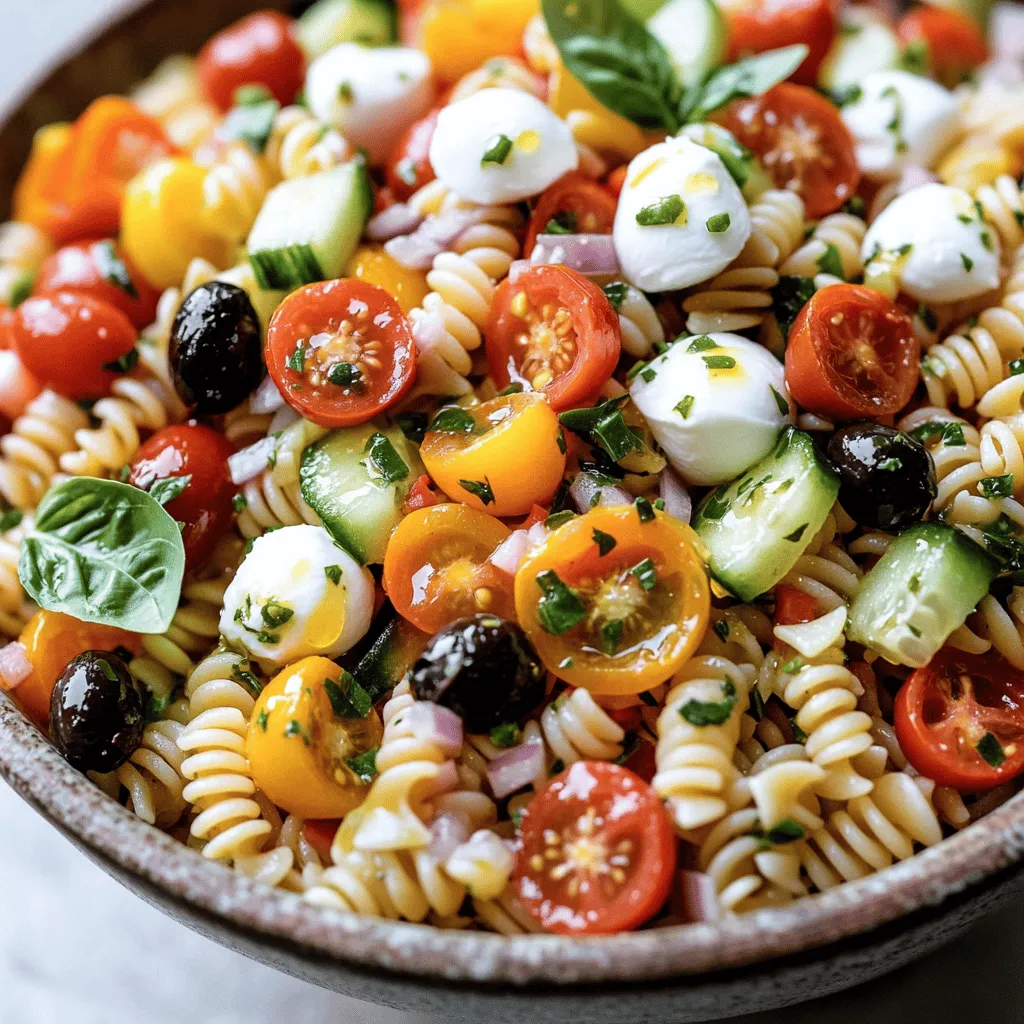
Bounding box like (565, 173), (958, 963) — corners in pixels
(4, 3), (1024, 1020)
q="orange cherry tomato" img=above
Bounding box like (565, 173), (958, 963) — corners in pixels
(34, 239), (160, 330)
(385, 108), (440, 201)
(198, 10), (305, 111)
(774, 584), (819, 626)
(897, 6), (988, 88)
(12, 292), (137, 401)
(605, 165), (628, 198)
(720, 0), (837, 85)
(523, 172), (619, 259)
(513, 761), (676, 934)
(383, 503), (514, 633)
(266, 280), (416, 429)
(486, 265), (620, 412)
(785, 283), (918, 420)
(14, 610), (141, 731)
(716, 83), (860, 219)
(895, 650), (1024, 793)
(514, 505), (710, 696)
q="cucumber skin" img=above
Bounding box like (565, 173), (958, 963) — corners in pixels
(847, 523), (996, 668)
(298, 0), (397, 59)
(355, 615), (428, 704)
(694, 429), (840, 603)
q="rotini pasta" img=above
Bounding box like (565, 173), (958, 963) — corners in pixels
(0, 220), (51, 305)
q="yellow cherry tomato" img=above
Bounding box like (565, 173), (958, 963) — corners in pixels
(514, 505), (710, 695)
(938, 140), (1020, 192)
(346, 246), (429, 314)
(121, 157), (235, 289)
(420, 392), (566, 516)
(246, 656), (383, 819)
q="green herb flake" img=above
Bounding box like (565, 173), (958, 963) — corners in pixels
(232, 661), (261, 695)
(429, 406), (477, 434)
(679, 678), (737, 726)
(397, 411), (428, 444)
(599, 618), (624, 655)
(772, 275), (816, 339)
(790, 717), (808, 743)
(769, 385), (789, 416)
(593, 408), (642, 462)
(1010, 359), (1024, 377)
(232, 493), (248, 512)
(961, 252), (974, 271)
(816, 243), (845, 279)
(366, 432), (409, 483)
(603, 282), (628, 310)
(256, 709), (269, 732)
(907, 624), (922, 638)
(102, 348), (139, 374)
(630, 557), (657, 591)
(781, 657), (803, 674)
(783, 523), (808, 543)
(767, 818), (805, 845)
(490, 722), (522, 748)
(750, 687), (765, 721)
(980, 474), (1014, 499)
(221, 95), (280, 153)
(706, 212), (731, 233)
(981, 230), (993, 252)
(558, 657), (575, 670)
(327, 361), (363, 388)
(703, 354), (737, 370)
(0, 508), (23, 533)
(286, 345), (305, 373)
(545, 211), (577, 235)
(639, 367), (657, 383)
(346, 747), (378, 783)
(942, 422), (966, 447)
(675, 395), (695, 419)
(878, 457), (902, 472)
(482, 133), (514, 166)
(593, 528), (617, 556)
(713, 619), (730, 641)
(917, 304), (938, 331)
(545, 509), (577, 530)
(536, 569), (586, 635)
(635, 495), (656, 523)
(637, 194), (686, 227)
(261, 598), (294, 629)
(324, 670), (373, 719)
(460, 477), (495, 505)
(687, 334), (717, 353)
(147, 475), (191, 507)
(977, 732), (1006, 768)
(285, 719), (311, 744)
(324, 564), (343, 585)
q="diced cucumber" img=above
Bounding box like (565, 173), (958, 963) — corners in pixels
(247, 161), (373, 291)
(819, 10), (900, 94)
(300, 422), (423, 565)
(693, 428), (840, 602)
(648, 0), (728, 87)
(679, 123), (773, 202)
(298, 0), (396, 60)
(619, 0), (670, 19)
(847, 524), (995, 668)
(354, 610), (429, 703)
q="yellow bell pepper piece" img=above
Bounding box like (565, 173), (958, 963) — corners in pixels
(346, 246), (429, 314)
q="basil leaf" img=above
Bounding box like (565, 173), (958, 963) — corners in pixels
(542, 0), (682, 132)
(19, 478), (186, 633)
(686, 44), (809, 121)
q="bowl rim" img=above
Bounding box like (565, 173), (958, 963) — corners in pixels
(4, 0), (1024, 989)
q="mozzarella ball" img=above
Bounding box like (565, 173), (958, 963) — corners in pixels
(862, 182), (1001, 303)
(429, 88), (578, 205)
(840, 71), (959, 180)
(220, 525), (374, 667)
(613, 136), (751, 293)
(305, 44), (434, 164)
(631, 332), (793, 486)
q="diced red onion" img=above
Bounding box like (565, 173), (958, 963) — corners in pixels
(366, 202), (425, 242)
(674, 870), (720, 923)
(250, 376), (285, 415)
(428, 812), (471, 860)
(993, 5), (1024, 63)
(228, 435), (278, 485)
(570, 473), (632, 514)
(489, 529), (532, 576)
(530, 234), (621, 278)
(0, 642), (31, 691)
(385, 209), (483, 270)
(659, 467), (692, 525)
(406, 702), (464, 757)
(508, 259), (531, 284)
(487, 740), (546, 799)
(526, 521), (549, 548)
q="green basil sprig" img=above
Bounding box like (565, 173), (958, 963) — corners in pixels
(542, 0), (808, 133)
(18, 478), (186, 633)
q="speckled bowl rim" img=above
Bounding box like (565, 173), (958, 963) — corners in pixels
(4, 0), (1024, 990)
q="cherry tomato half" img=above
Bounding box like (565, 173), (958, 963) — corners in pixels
(383, 503), (515, 634)
(35, 239), (160, 330)
(129, 424), (236, 572)
(717, 83), (860, 219)
(486, 265), (620, 412)
(514, 505), (710, 696)
(12, 292), (137, 401)
(774, 583), (819, 626)
(785, 283), (919, 420)
(513, 761), (676, 934)
(266, 279), (416, 429)
(198, 10), (305, 111)
(524, 173), (620, 260)
(720, 0), (837, 85)
(385, 108), (440, 202)
(895, 650), (1024, 793)
(897, 6), (988, 88)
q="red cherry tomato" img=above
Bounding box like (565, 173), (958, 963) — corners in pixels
(621, 737), (657, 783)
(303, 819), (341, 863)
(385, 108), (440, 201)
(605, 165), (628, 199)
(34, 239), (160, 330)
(129, 423), (237, 571)
(524, 172), (620, 259)
(198, 10), (305, 111)
(716, 83), (860, 218)
(720, 0), (837, 85)
(513, 761), (675, 934)
(0, 307), (14, 351)
(774, 584), (819, 626)
(266, 279), (416, 429)
(897, 6), (988, 87)
(402, 473), (440, 513)
(895, 650), (1024, 793)
(12, 292), (137, 400)
(785, 283), (918, 420)
(486, 265), (620, 412)
(0, 350), (42, 421)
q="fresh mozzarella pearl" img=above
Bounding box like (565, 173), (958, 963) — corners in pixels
(220, 524), (374, 667)
(428, 88), (578, 205)
(840, 71), (958, 179)
(613, 136), (751, 293)
(631, 332), (793, 486)
(861, 182), (1001, 303)
(305, 44), (434, 164)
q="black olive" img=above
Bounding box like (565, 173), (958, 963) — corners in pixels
(410, 615), (545, 732)
(827, 423), (937, 530)
(170, 282), (263, 415)
(50, 651), (144, 774)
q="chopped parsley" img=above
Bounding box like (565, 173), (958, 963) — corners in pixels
(706, 212), (731, 233)
(490, 722), (521, 748)
(675, 395), (695, 419)
(816, 243), (844, 279)
(602, 282), (628, 310)
(544, 211), (577, 235)
(977, 732), (1006, 768)
(365, 432), (409, 482)
(679, 678), (737, 726)
(256, 709), (269, 732)
(91, 240), (138, 298)
(261, 598), (294, 629)
(327, 361), (362, 388)
(147, 475), (191, 507)
(536, 569), (586, 635)
(481, 134), (514, 166)
(324, 670), (373, 719)
(346, 748), (378, 783)
(460, 477), (495, 505)
(592, 528), (617, 556)
(286, 345), (305, 373)
(636, 195), (686, 227)
(980, 474), (1014, 499)
(635, 495), (656, 523)
(630, 557), (657, 591)
(961, 252), (974, 271)
(599, 619), (624, 655)
(102, 348), (139, 374)
(324, 564), (343, 585)
(703, 354), (736, 370)
(429, 406), (477, 433)
(232, 493), (248, 512)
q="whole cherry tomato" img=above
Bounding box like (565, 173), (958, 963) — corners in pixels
(129, 423), (237, 571)
(385, 108), (440, 201)
(524, 172), (620, 258)
(897, 6), (988, 87)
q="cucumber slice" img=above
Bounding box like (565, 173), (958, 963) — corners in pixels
(847, 524), (995, 668)
(619, 0), (670, 19)
(693, 428), (840, 602)
(300, 423), (423, 565)
(648, 0), (728, 87)
(354, 611), (428, 703)
(298, 0), (397, 60)
(819, 10), (900, 94)
(679, 123), (773, 202)
(247, 161), (373, 291)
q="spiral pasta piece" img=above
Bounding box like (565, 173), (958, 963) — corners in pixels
(131, 55), (218, 152)
(108, 719), (189, 827)
(449, 57), (546, 102)
(778, 212), (867, 287)
(898, 407), (986, 516)
(977, 588), (1024, 669)
(540, 689), (626, 766)
(202, 142), (270, 245)
(264, 105), (351, 181)
(0, 220), (51, 305)
(779, 512), (863, 612)
(236, 472), (321, 538)
(0, 515), (32, 638)
(616, 285), (665, 359)
(974, 173), (1024, 252)
(739, 189), (807, 270)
